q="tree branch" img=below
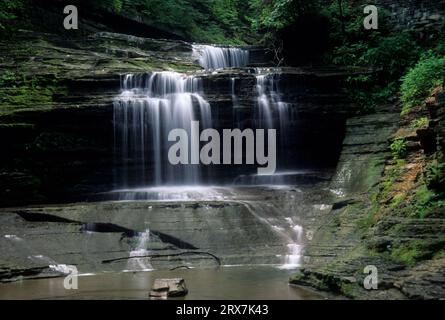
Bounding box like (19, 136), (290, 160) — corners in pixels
(101, 251), (221, 265)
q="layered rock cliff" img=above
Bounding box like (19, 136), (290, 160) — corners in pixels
(290, 80), (445, 299)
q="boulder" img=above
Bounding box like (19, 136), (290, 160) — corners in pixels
(149, 278), (188, 299)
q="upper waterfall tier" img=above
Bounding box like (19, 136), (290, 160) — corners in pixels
(193, 45), (249, 70)
(114, 72), (212, 187)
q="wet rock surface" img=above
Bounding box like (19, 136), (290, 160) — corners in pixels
(0, 185), (334, 282)
(291, 91), (445, 299)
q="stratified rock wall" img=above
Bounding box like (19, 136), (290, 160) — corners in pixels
(291, 71), (445, 300)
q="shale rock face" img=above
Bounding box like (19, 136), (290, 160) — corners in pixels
(0, 185), (335, 282)
(0, 25), (361, 206)
(291, 80), (445, 299)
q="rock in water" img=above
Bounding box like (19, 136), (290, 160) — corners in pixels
(149, 278), (188, 299)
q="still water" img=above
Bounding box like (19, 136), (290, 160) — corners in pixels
(0, 266), (324, 300)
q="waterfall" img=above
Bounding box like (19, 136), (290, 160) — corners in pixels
(231, 77), (237, 106)
(254, 70), (290, 132)
(255, 74), (274, 129)
(113, 72), (211, 187)
(231, 77), (245, 130)
(193, 45), (249, 70)
(240, 200), (304, 269)
(125, 228), (153, 271)
(281, 225), (303, 269)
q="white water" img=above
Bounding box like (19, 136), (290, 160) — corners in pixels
(193, 45), (249, 70)
(114, 72), (212, 186)
(112, 47), (304, 271)
(110, 186), (230, 201)
(280, 225), (304, 269)
(254, 69), (291, 133)
(238, 199), (305, 269)
(125, 228), (153, 272)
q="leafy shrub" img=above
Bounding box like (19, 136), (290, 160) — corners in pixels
(95, 0), (123, 13)
(391, 238), (445, 265)
(361, 33), (420, 79)
(425, 160), (445, 191)
(0, 0), (25, 31)
(400, 52), (445, 114)
(0, 71), (17, 87)
(390, 138), (407, 159)
(249, 0), (318, 30)
(409, 117), (429, 129)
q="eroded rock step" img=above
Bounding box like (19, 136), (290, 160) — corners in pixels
(0, 185), (336, 282)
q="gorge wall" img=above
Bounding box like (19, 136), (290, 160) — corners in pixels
(291, 73), (445, 299)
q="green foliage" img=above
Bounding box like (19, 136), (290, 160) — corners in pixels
(93, 0), (123, 12)
(389, 193), (405, 210)
(0, 73), (67, 113)
(0, 71), (18, 87)
(360, 34), (420, 79)
(400, 52), (445, 114)
(409, 117), (429, 129)
(412, 185), (436, 218)
(390, 138), (407, 159)
(249, 0), (318, 31)
(380, 159), (405, 199)
(120, 0), (255, 44)
(0, 87), (53, 106)
(424, 161), (445, 191)
(397, 183), (445, 219)
(318, 2), (421, 112)
(0, 0), (25, 31)
(391, 238), (445, 266)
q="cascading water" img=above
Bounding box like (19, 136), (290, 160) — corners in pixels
(112, 46), (304, 271)
(125, 228), (153, 271)
(193, 45), (249, 70)
(281, 224), (303, 269)
(113, 72), (211, 187)
(232, 69), (296, 185)
(239, 199), (304, 269)
(254, 69), (291, 132)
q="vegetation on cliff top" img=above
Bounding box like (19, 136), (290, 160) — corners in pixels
(401, 53), (445, 114)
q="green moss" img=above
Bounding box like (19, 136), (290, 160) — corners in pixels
(0, 73), (68, 115)
(289, 270), (305, 283)
(391, 238), (445, 266)
(164, 62), (201, 72)
(381, 160), (405, 198)
(0, 87), (53, 105)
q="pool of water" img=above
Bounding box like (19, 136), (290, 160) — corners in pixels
(0, 266), (324, 300)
